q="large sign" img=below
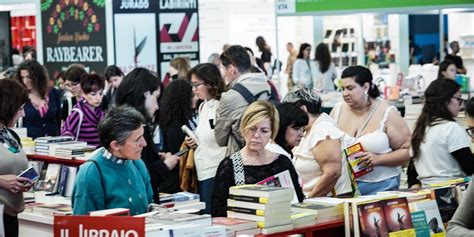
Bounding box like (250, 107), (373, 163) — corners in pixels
(54, 216), (145, 237)
(112, 0), (159, 75)
(112, 0), (199, 78)
(41, 0), (108, 77)
(158, 0), (199, 79)
(277, 0), (474, 14)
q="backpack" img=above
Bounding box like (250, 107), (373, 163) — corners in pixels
(231, 82), (280, 105)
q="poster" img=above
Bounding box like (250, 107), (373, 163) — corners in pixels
(112, 0), (159, 75)
(158, 0), (199, 79)
(41, 0), (108, 78)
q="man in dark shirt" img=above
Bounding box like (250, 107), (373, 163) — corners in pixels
(445, 41), (467, 75)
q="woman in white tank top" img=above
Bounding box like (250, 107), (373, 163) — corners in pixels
(330, 66), (411, 195)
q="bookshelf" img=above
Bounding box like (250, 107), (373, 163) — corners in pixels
(27, 154), (85, 167)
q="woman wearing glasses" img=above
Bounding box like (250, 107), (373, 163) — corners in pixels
(410, 79), (474, 187)
(184, 63), (226, 214)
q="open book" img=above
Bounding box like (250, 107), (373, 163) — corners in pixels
(257, 170), (298, 204)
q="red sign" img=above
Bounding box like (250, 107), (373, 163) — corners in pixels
(54, 216), (145, 237)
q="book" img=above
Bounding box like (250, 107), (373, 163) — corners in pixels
(261, 223), (293, 234)
(33, 203), (72, 216)
(411, 211), (430, 237)
(409, 199), (445, 235)
(257, 170), (299, 203)
(293, 219), (317, 229)
(228, 185), (293, 204)
(235, 227), (260, 235)
(64, 167), (77, 197)
(146, 212), (212, 227)
(89, 208), (130, 216)
(290, 212), (317, 224)
(357, 200), (389, 237)
(226, 211), (291, 228)
(431, 186), (459, 223)
(291, 202), (338, 216)
(227, 205), (291, 216)
(57, 165), (69, 196)
(345, 143), (373, 178)
(202, 225), (226, 237)
(212, 217), (258, 232)
(227, 199), (289, 210)
(36, 163), (61, 192)
(381, 197), (414, 232)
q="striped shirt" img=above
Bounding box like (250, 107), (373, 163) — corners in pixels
(61, 99), (104, 147)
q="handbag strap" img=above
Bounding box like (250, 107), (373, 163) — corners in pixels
(230, 151), (246, 185)
(72, 108), (83, 140)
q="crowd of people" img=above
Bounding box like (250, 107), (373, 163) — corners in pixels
(0, 37), (473, 236)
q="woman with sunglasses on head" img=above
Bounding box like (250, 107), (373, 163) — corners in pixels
(410, 79), (474, 187)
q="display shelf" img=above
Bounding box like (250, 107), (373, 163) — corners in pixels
(27, 154), (86, 167)
(255, 219), (344, 237)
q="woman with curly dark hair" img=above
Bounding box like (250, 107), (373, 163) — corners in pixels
(14, 59), (61, 139)
(159, 79), (195, 193)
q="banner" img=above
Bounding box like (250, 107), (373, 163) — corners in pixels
(54, 216), (145, 237)
(277, 0), (474, 14)
(112, 0), (159, 75)
(41, 0), (108, 77)
(158, 0), (199, 79)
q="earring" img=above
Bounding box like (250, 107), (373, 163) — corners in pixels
(364, 91), (369, 101)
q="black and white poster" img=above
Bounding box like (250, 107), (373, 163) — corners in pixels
(41, 0), (108, 78)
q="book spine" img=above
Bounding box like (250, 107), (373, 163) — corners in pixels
(228, 206), (263, 216)
(229, 194), (268, 204)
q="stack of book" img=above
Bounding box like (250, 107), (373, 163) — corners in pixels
(227, 185), (294, 235)
(303, 197), (345, 223)
(159, 192), (205, 211)
(48, 141), (94, 159)
(212, 217), (259, 236)
(32, 203), (73, 216)
(34, 136), (74, 155)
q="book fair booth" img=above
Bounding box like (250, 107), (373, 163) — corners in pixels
(1, 0), (474, 236)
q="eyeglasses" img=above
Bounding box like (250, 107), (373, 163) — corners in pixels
(192, 82), (206, 88)
(452, 96), (464, 105)
(466, 127), (474, 138)
(64, 82), (80, 89)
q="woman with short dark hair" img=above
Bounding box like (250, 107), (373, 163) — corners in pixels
(101, 65), (124, 110)
(61, 74), (106, 147)
(14, 59), (62, 139)
(0, 79), (33, 237)
(72, 105), (154, 215)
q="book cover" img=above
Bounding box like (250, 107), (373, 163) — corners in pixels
(431, 187), (458, 223)
(89, 208), (130, 216)
(410, 211), (430, 237)
(227, 199), (289, 210)
(291, 202), (336, 215)
(345, 143), (373, 178)
(257, 170), (299, 203)
(57, 165), (69, 196)
(64, 167), (77, 197)
(357, 201), (389, 237)
(409, 200), (445, 235)
(42, 164), (61, 193)
(382, 197), (414, 232)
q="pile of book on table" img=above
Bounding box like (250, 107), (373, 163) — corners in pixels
(290, 197), (345, 228)
(226, 185), (294, 235)
(158, 191), (206, 211)
(34, 136), (94, 159)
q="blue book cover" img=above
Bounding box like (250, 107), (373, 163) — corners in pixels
(411, 211), (430, 237)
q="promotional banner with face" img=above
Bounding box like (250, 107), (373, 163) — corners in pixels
(41, 0), (107, 78)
